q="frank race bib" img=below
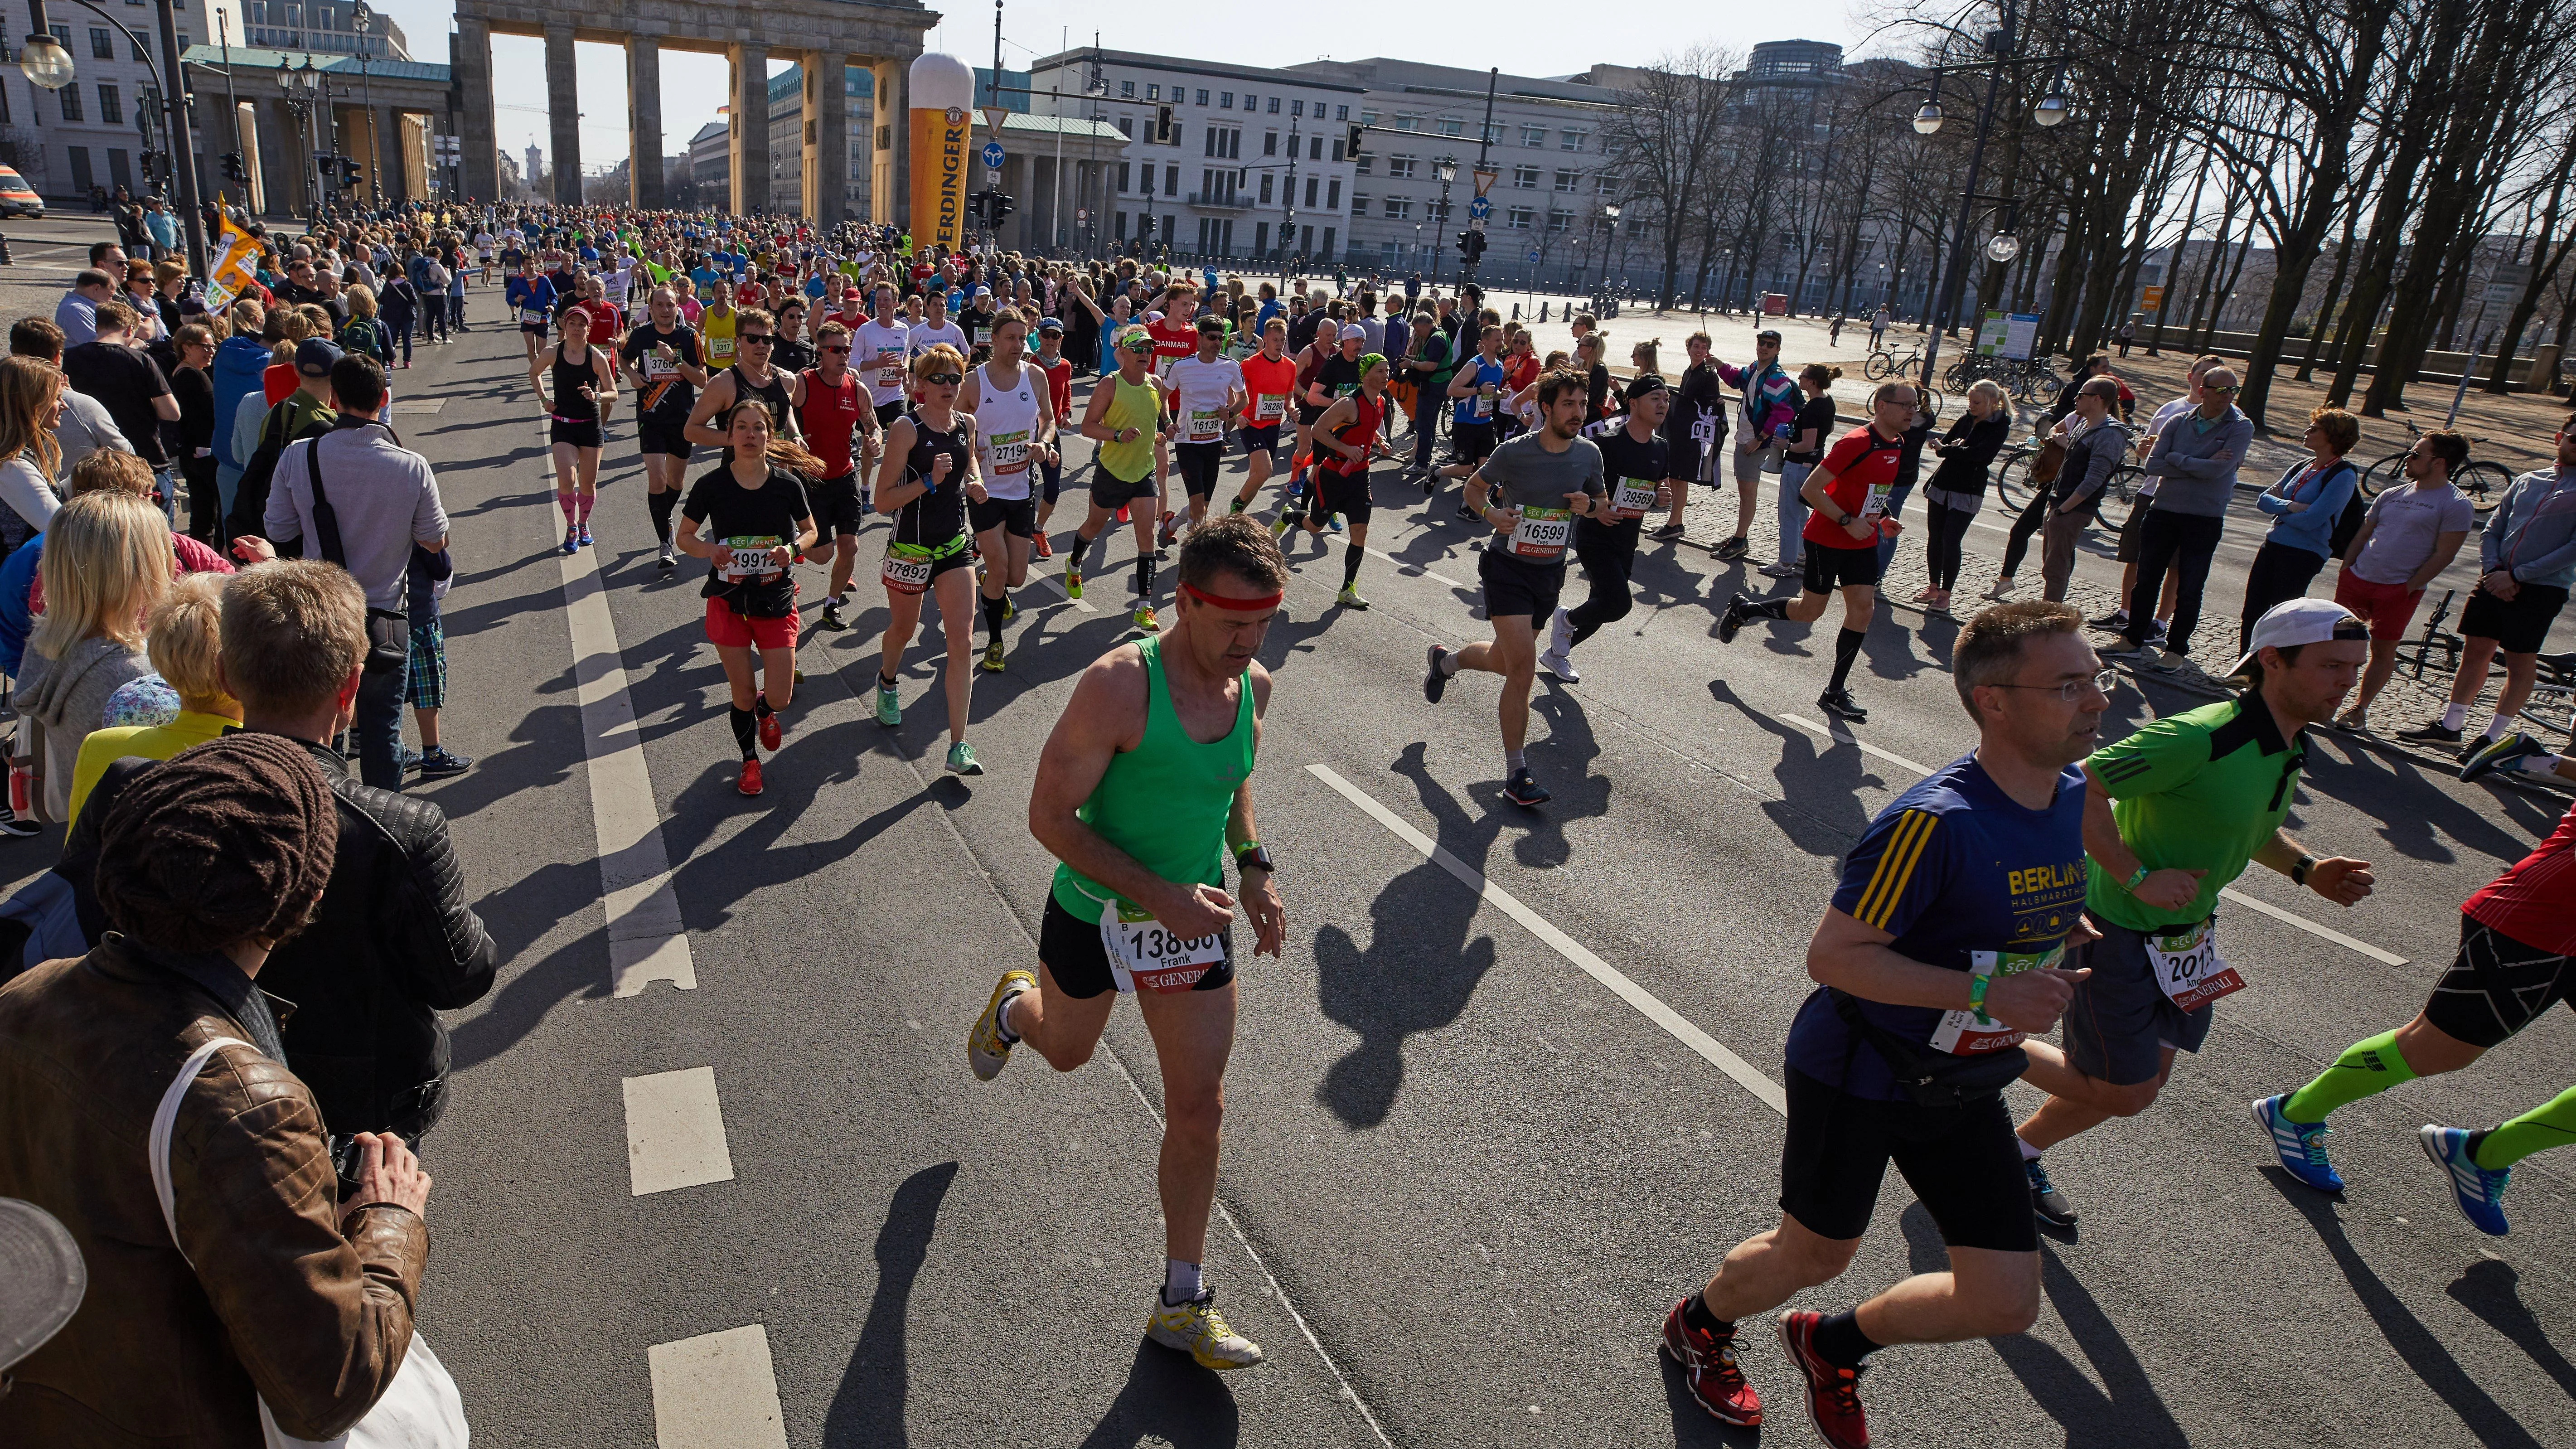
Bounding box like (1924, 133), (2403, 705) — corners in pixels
(2150, 919), (2243, 1012)
(1186, 407), (1224, 443)
(1928, 943), (2062, 1055)
(720, 535), (783, 580)
(1510, 506), (1572, 562)
(1100, 900), (1227, 993)
(881, 543), (933, 595)
(1609, 477), (1659, 521)
(1254, 393), (1287, 422)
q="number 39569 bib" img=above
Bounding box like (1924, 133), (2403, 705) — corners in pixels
(1100, 901), (1228, 993)
(2150, 918), (2243, 1012)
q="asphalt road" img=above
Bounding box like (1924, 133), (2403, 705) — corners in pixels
(20, 316), (2575, 1447)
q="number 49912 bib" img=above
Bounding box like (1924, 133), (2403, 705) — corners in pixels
(1100, 901), (1228, 993)
(2150, 918), (2243, 1012)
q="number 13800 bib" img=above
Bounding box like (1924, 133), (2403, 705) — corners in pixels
(1101, 901), (1227, 993)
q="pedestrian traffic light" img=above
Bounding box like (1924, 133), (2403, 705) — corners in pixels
(1347, 124), (1366, 157)
(221, 151), (247, 184)
(339, 157), (364, 188)
(990, 191), (1014, 226)
(1458, 230), (1487, 263)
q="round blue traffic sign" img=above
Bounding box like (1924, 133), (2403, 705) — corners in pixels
(981, 141), (1005, 170)
(1468, 196), (1491, 220)
(1526, 248), (1541, 263)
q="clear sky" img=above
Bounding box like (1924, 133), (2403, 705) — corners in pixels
(363, 1), (1871, 178)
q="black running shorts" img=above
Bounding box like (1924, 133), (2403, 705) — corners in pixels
(968, 493), (1039, 538)
(1478, 546), (1565, 621)
(1312, 469), (1372, 527)
(2423, 913), (2575, 1049)
(638, 416), (692, 459)
(1777, 1067), (2039, 1252)
(809, 472), (866, 542)
(1039, 895), (1236, 999)
(1175, 441), (1225, 497)
(1803, 542), (1882, 594)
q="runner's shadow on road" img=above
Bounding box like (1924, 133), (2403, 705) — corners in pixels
(2295, 736), (2553, 870)
(2260, 1167), (2549, 1449)
(1895, 1205), (2188, 1447)
(1709, 681), (1880, 859)
(821, 1160), (957, 1449)
(2447, 1260), (2576, 1402)
(1654, 1349), (1762, 1447)
(1069, 1338), (1241, 1449)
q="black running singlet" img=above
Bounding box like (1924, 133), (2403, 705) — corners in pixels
(894, 409), (973, 551)
(551, 343), (600, 422)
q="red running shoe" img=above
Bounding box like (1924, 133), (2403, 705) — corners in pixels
(1775, 1310), (1870, 1449)
(1032, 532), (1053, 559)
(736, 758), (764, 796)
(1661, 1297), (1761, 1426)
(757, 708), (783, 751)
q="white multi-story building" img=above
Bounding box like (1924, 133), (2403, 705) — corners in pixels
(232, 0), (406, 59)
(1285, 58), (1624, 277)
(1029, 46), (1361, 263)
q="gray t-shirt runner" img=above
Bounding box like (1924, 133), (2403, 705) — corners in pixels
(1479, 430), (1606, 511)
(2350, 480), (2475, 587)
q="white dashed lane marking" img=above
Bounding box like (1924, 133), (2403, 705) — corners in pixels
(646, 1323), (790, 1449)
(622, 1066), (738, 1197)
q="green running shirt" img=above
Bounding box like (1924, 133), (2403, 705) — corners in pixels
(1051, 635), (1256, 924)
(2084, 695), (2306, 933)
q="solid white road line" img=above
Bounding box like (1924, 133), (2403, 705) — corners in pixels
(1773, 714), (2408, 966)
(647, 1323), (790, 1449)
(548, 426), (696, 996)
(623, 1066), (739, 1196)
(1306, 763), (1789, 1116)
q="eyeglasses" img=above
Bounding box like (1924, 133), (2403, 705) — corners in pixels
(823, 344), (852, 354)
(2203, 385), (2239, 394)
(1990, 668), (2117, 703)
(739, 334), (773, 344)
(921, 371), (963, 386)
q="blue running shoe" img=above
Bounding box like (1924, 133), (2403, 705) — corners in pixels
(2420, 1125), (2511, 1236)
(2251, 1094), (2344, 1193)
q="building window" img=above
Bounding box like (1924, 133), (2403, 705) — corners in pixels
(1597, 175), (1617, 195)
(1120, 80), (1135, 98)
(1308, 135), (1322, 161)
(1560, 130), (1584, 151)
(1116, 115), (1132, 138)
(1382, 196), (1406, 219)
(59, 83), (82, 121)
(1354, 155), (1370, 175)
(1359, 110), (1377, 126)
(1138, 164), (1153, 196)
(1512, 166), (1539, 189)
(1548, 210), (1572, 233)
(1259, 173), (1273, 204)
(1304, 176), (1317, 208)
(0, 78), (10, 123)
(177, 31), (189, 47)
(1336, 105), (1349, 121)
(1331, 139), (1343, 162)
(1520, 124), (1546, 147)
(1242, 92), (1255, 111)
(1256, 221), (1269, 253)
(1170, 123), (1184, 149)
(1196, 89), (1208, 106)
(1264, 131), (1277, 156)
(1351, 192), (1370, 213)
(1506, 207), (1534, 229)
(1116, 210), (1128, 240)
(1436, 117), (1462, 136)
(1554, 170), (1577, 192)
(97, 83), (120, 124)
(1395, 113), (1418, 131)
(89, 26), (112, 58)
(1481, 121), (1503, 143)
(1290, 99), (1303, 117)
(1117, 161), (1130, 193)
(1322, 225), (1335, 256)
(1266, 97), (1279, 113)
(1385, 155), (1415, 179)
(1166, 164), (1179, 195)
(1327, 179), (1339, 208)
(1220, 91), (1232, 108)
(1146, 84), (1159, 101)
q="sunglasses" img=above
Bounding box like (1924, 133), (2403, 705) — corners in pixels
(2204, 385), (2239, 394)
(921, 371), (963, 386)
(823, 344), (852, 354)
(739, 334), (773, 344)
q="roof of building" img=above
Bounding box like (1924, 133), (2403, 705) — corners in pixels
(689, 122), (729, 146)
(1031, 47), (1365, 92)
(997, 112), (1127, 142)
(180, 45), (450, 84)
(1287, 58), (1618, 109)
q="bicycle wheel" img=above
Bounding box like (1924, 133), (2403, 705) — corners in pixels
(1944, 360), (1975, 389)
(2457, 460), (2513, 512)
(2358, 451), (2411, 498)
(1993, 448), (2033, 511)
(2094, 464), (2140, 533)
(1864, 353), (1892, 381)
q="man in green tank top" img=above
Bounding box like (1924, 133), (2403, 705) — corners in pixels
(967, 514), (1289, 1372)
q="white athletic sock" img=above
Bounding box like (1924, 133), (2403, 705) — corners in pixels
(1438, 650), (1461, 677)
(1162, 1258), (1203, 1306)
(1506, 747), (1528, 773)
(2018, 1135), (2043, 1163)
(2442, 703), (2469, 731)
(2523, 752), (2566, 776)
(2484, 712), (2512, 741)
(993, 990), (1019, 1044)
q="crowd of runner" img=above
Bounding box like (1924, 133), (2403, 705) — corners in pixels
(1, 197), (2571, 1449)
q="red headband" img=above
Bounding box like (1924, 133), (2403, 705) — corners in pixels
(1179, 582), (1283, 611)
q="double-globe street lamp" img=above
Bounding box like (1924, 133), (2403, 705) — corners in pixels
(17, 0), (211, 275)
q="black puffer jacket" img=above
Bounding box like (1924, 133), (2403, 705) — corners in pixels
(61, 734), (496, 1142)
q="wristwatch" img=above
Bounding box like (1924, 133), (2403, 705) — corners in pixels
(2290, 854), (2317, 887)
(1234, 842), (1274, 876)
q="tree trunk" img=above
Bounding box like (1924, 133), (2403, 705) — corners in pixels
(2296, 198), (2360, 382)
(2148, 151), (2212, 357)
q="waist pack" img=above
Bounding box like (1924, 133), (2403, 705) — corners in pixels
(1830, 988), (2028, 1108)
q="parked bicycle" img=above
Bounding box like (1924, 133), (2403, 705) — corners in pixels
(1864, 340), (1923, 380)
(2361, 416), (2513, 512)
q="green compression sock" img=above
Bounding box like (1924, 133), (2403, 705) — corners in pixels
(2281, 1030), (2416, 1124)
(2473, 1083), (2576, 1169)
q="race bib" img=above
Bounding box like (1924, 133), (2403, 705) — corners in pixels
(1254, 393), (1287, 422)
(1157, 354), (1181, 382)
(881, 546), (933, 596)
(1690, 418), (1716, 444)
(644, 354), (678, 381)
(1510, 506), (1572, 562)
(874, 349), (905, 388)
(720, 535), (783, 581)
(972, 325), (990, 347)
(1187, 408), (1224, 443)
(709, 337), (736, 362)
(521, 306), (548, 325)
(1472, 388), (1496, 420)
(988, 429), (1030, 474)
(1609, 477), (1659, 521)
(2150, 919), (2243, 1012)
(1927, 943), (2062, 1055)
(1099, 900), (1227, 993)
(1863, 482), (1895, 519)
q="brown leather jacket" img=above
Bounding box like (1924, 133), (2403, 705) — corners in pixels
(0, 937), (429, 1445)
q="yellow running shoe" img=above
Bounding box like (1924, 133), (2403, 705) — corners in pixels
(1147, 1288), (1265, 1370)
(980, 640), (1006, 673)
(968, 969), (1036, 1081)
(1132, 604), (1160, 633)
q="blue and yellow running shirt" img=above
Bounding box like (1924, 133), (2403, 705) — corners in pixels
(1785, 753), (2088, 1100)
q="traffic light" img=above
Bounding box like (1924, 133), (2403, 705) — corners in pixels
(221, 151), (247, 184)
(989, 191), (1014, 226)
(1458, 230), (1487, 263)
(1347, 124), (1365, 157)
(340, 157), (365, 188)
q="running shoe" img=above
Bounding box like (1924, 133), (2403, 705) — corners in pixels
(577, 525), (594, 548)
(560, 528), (579, 556)
(812, 601), (848, 632)
(1984, 577), (2019, 599)
(2097, 639), (2151, 661)
(1501, 768), (1551, 807)
(1661, 1298), (1762, 1427)
(2396, 720), (2464, 746)
(399, 746), (423, 774)
(1326, 513), (1344, 533)
(657, 541), (678, 571)
(968, 968), (1036, 1081)
(945, 741), (984, 775)
(1456, 502), (1481, 524)
(1758, 561), (1800, 579)
(1270, 515), (1293, 538)
(2142, 619), (2170, 645)
(1031, 532), (1053, 559)
(1424, 645), (1451, 703)
(1718, 591), (1751, 645)
(1714, 536), (1748, 562)
(2026, 1157), (2078, 1226)
(2421, 1124), (2512, 1236)
(757, 708), (783, 752)
(1539, 645), (1579, 682)
(2086, 610), (2130, 632)
(1002, 598), (1019, 624)
(1819, 687), (1868, 724)
(1774, 1310), (1870, 1449)
(2331, 706), (2370, 734)
(0, 806), (41, 839)
(1147, 1287), (1265, 1371)
(2461, 730), (2546, 782)
(2250, 1094), (2344, 1193)
(1336, 584), (1369, 610)
(736, 757), (764, 797)
(1421, 472), (1438, 497)
(1065, 561), (1084, 600)
(1132, 605), (1161, 632)
(415, 746), (474, 779)
(1158, 513), (1181, 549)
(1650, 521), (1686, 540)
(981, 640), (1006, 673)
(875, 684), (901, 727)
(1548, 606), (1574, 657)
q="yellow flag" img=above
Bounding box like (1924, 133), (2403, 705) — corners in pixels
(204, 213), (264, 311)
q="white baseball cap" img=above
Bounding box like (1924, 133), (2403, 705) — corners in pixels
(2228, 596), (2367, 678)
(1340, 322), (1369, 341)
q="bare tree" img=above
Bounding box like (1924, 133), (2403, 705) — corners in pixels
(1600, 46), (1742, 310)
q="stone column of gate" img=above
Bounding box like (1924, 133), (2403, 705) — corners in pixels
(803, 51), (850, 226)
(872, 57), (905, 230)
(544, 24), (581, 204)
(730, 41), (771, 215)
(629, 34), (664, 210)
(455, 16), (498, 203)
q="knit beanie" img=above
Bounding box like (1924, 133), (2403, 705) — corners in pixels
(94, 733), (338, 953)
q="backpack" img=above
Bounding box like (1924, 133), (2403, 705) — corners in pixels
(228, 401), (333, 543)
(2329, 469), (2373, 560)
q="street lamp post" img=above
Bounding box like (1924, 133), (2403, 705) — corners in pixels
(352, 2), (379, 208)
(1602, 201), (1621, 300)
(1431, 153), (1457, 289)
(18, 0), (212, 275)
(277, 58), (325, 218)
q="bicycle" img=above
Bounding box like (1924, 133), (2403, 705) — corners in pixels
(1864, 341), (1923, 381)
(2360, 416), (2514, 512)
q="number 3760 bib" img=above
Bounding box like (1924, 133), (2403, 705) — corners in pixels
(1101, 901), (1228, 993)
(2150, 918), (2243, 1012)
